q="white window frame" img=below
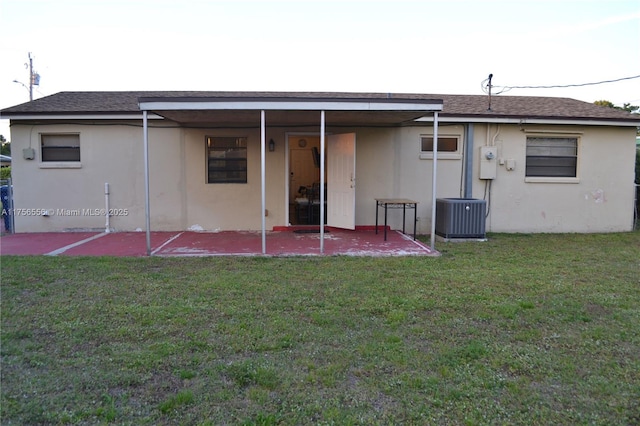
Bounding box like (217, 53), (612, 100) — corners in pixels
(524, 134), (580, 183)
(419, 134), (462, 160)
(38, 133), (82, 169)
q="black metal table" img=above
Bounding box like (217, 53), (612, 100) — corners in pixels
(375, 198), (418, 241)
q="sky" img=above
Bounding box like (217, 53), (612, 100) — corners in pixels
(0, 0), (639, 142)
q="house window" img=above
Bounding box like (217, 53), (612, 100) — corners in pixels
(41, 134), (80, 162)
(207, 136), (247, 183)
(526, 136), (578, 178)
(420, 135), (461, 160)
(421, 136), (458, 152)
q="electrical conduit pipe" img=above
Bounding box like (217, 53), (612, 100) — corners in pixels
(104, 182), (111, 233)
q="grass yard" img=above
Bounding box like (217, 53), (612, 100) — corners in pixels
(1, 232), (639, 425)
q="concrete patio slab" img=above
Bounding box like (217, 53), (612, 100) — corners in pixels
(0, 228), (439, 257)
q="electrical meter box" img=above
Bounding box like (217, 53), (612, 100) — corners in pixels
(479, 146), (497, 179)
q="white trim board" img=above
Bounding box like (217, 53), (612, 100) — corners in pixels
(139, 100), (444, 112)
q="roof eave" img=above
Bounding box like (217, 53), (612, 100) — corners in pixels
(0, 112), (164, 121)
(415, 114), (640, 127)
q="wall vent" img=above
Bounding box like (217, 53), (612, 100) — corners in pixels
(435, 198), (486, 239)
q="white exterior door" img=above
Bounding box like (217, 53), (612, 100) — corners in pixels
(327, 133), (356, 230)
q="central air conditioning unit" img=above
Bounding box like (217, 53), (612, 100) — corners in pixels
(435, 198), (486, 239)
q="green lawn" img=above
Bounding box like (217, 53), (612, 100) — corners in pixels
(1, 233), (639, 425)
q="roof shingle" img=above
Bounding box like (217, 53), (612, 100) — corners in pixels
(1, 91), (638, 123)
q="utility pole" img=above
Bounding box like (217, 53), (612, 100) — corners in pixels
(28, 52), (34, 101)
(486, 73), (493, 111)
(13, 52), (40, 102)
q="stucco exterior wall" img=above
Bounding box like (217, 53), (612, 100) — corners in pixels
(10, 123), (289, 232)
(179, 127), (286, 231)
(471, 124), (637, 233)
(9, 122), (174, 232)
(352, 125), (465, 234)
(8, 120), (636, 234)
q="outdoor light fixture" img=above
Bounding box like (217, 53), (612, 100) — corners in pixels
(268, 138), (275, 152)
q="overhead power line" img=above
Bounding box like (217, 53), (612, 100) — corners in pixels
(506, 74), (640, 89)
(482, 74), (640, 95)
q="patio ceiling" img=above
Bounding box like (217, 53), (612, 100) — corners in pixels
(147, 110), (437, 127)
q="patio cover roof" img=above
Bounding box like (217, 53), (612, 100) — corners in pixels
(137, 93), (443, 126)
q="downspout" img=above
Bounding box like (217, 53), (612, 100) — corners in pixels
(143, 110), (151, 256)
(464, 124), (474, 198)
(261, 110), (267, 254)
(429, 111), (439, 250)
(320, 110), (326, 254)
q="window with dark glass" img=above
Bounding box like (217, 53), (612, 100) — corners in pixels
(421, 136), (458, 152)
(207, 136), (247, 183)
(41, 134), (80, 162)
(526, 136), (578, 178)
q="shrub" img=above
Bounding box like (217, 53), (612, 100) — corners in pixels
(0, 166), (10, 181)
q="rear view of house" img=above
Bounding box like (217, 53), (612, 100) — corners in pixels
(1, 91), (638, 244)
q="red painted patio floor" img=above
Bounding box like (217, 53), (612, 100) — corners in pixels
(0, 228), (439, 257)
